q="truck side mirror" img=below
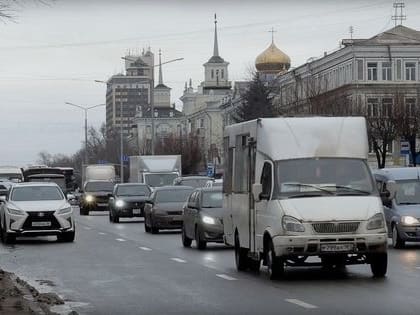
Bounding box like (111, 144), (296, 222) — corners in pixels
(252, 183), (263, 201)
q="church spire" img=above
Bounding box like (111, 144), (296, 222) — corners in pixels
(213, 13), (219, 57)
(158, 48), (163, 85)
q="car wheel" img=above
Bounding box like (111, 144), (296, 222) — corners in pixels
(144, 216), (151, 233)
(195, 227), (207, 250)
(80, 207), (89, 216)
(392, 224), (405, 249)
(234, 232), (249, 271)
(182, 225), (192, 247)
(150, 216), (159, 234)
(370, 252), (387, 278)
(57, 231), (75, 242)
(109, 209), (113, 222)
(113, 214), (120, 223)
(266, 239), (284, 280)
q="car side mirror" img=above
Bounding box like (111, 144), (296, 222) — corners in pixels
(385, 180), (397, 200)
(0, 195), (6, 202)
(252, 183), (263, 201)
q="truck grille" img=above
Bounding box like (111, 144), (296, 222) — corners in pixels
(312, 222), (360, 234)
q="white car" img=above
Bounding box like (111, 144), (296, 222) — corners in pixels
(0, 182), (75, 243)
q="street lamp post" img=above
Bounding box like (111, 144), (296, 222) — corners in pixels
(64, 102), (105, 165)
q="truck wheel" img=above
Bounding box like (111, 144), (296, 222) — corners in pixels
(370, 252), (387, 277)
(195, 227), (207, 250)
(266, 239), (284, 280)
(234, 232), (249, 271)
(392, 225), (405, 249)
(57, 231), (75, 242)
(182, 225), (192, 247)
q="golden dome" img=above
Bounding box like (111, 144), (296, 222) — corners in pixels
(255, 42), (291, 74)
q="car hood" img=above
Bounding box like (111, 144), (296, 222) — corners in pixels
(394, 204), (420, 217)
(279, 196), (382, 221)
(155, 202), (184, 211)
(201, 207), (225, 219)
(8, 200), (69, 212)
(115, 196), (150, 202)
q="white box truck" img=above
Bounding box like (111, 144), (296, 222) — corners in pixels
(223, 117), (391, 279)
(82, 164), (116, 187)
(129, 155), (181, 188)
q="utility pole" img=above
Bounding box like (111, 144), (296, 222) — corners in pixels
(120, 99), (124, 183)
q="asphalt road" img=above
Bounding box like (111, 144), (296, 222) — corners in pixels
(1, 208), (420, 315)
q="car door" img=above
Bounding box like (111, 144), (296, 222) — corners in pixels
(185, 192), (197, 238)
(183, 191), (194, 236)
(192, 191), (201, 232)
(145, 191), (156, 222)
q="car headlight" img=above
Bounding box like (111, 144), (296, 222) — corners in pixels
(367, 213), (385, 230)
(85, 195), (94, 202)
(401, 215), (420, 225)
(7, 208), (25, 216)
(56, 207), (72, 215)
(282, 216), (305, 232)
(202, 215), (216, 225)
(115, 199), (125, 208)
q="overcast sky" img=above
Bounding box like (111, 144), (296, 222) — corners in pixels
(1, 0), (420, 166)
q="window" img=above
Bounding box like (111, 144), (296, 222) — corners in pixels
(367, 98), (379, 117)
(382, 62), (392, 80)
(260, 162), (273, 198)
(211, 70), (214, 79)
(381, 98), (393, 117)
(406, 98), (416, 117)
(221, 69), (224, 79)
(357, 60), (364, 80)
(223, 137), (233, 194)
(405, 62), (416, 81)
(396, 59), (402, 80)
(367, 62), (378, 81)
(233, 135), (249, 193)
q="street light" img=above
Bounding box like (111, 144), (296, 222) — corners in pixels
(64, 102), (105, 165)
(121, 55), (184, 154)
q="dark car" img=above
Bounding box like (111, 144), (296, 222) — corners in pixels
(80, 180), (115, 215)
(173, 176), (210, 189)
(108, 183), (151, 223)
(144, 186), (194, 234)
(181, 187), (224, 249)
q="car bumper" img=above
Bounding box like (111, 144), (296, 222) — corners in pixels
(114, 207), (144, 218)
(397, 224), (420, 241)
(272, 233), (388, 257)
(82, 202), (109, 211)
(200, 224), (224, 242)
(153, 214), (183, 229)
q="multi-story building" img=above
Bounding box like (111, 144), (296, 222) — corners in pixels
(105, 49), (154, 135)
(274, 25), (420, 166)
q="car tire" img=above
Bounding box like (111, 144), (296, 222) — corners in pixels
(195, 227), (207, 250)
(109, 209), (113, 222)
(113, 215), (120, 223)
(234, 232), (249, 271)
(370, 252), (387, 278)
(80, 207), (89, 216)
(151, 226), (159, 234)
(57, 231), (75, 242)
(266, 239), (284, 280)
(392, 224), (405, 249)
(144, 216), (151, 233)
(182, 225), (192, 247)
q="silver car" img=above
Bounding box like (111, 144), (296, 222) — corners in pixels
(0, 182), (75, 243)
(374, 167), (420, 248)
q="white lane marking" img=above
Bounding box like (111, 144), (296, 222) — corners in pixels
(216, 274), (237, 281)
(285, 299), (318, 309)
(115, 238), (126, 242)
(170, 258), (187, 263)
(83, 227), (91, 230)
(98, 232), (106, 235)
(139, 247), (152, 251)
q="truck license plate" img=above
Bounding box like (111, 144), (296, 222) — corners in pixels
(320, 244), (353, 252)
(32, 221), (51, 227)
(133, 209), (141, 215)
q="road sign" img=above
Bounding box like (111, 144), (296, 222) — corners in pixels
(207, 163), (215, 177)
(401, 141), (410, 155)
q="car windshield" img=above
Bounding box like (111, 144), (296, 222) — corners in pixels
(395, 180), (420, 204)
(11, 186), (64, 201)
(274, 158), (374, 199)
(202, 191), (223, 208)
(155, 189), (193, 203)
(177, 178), (209, 189)
(85, 182), (114, 192)
(145, 174), (178, 187)
(116, 185), (150, 196)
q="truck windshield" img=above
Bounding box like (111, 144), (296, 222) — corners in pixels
(145, 174), (178, 187)
(85, 182), (114, 192)
(117, 185), (151, 196)
(395, 180), (420, 205)
(274, 158), (374, 199)
(0, 173), (23, 182)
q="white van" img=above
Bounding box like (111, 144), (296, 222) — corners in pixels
(223, 117), (390, 279)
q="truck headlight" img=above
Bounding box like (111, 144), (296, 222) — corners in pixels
(367, 213), (385, 230)
(401, 216), (420, 225)
(56, 207), (72, 215)
(282, 216), (305, 232)
(7, 208), (25, 216)
(202, 215), (216, 225)
(115, 200), (125, 208)
(85, 195), (94, 203)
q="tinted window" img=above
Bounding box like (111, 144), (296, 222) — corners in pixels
(116, 185), (150, 196)
(156, 189), (193, 203)
(85, 182), (114, 192)
(202, 191), (223, 208)
(11, 186), (64, 201)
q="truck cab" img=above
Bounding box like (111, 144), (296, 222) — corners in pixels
(223, 117), (389, 279)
